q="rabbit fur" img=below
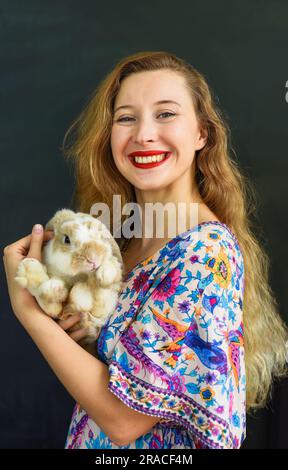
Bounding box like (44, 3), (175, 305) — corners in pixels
(14, 209), (124, 349)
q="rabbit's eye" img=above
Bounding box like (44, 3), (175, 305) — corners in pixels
(63, 235), (71, 244)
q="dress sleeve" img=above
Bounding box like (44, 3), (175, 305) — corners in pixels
(107, 228), (246, 449)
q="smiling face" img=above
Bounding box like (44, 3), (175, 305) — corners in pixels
(110, 69), (208, 197)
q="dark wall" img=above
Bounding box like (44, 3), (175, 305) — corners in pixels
(1, 0), (287, 449)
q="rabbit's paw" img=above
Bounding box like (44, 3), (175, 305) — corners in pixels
(69, 283), (94, 311)
(38, 279), (68, 303)
(95, 264), (112, 287)
(96, 258), (122, 286)
(15, 258), (48, 290)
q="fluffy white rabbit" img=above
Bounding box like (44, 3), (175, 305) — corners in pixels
(14, 208), (124, 350)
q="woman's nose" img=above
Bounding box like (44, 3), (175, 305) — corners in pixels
(132, 118), (158, 144)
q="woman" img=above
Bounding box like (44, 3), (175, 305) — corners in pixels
(3, 51), (288, 449)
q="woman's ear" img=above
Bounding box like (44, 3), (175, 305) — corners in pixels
(196, 126), (208, 151)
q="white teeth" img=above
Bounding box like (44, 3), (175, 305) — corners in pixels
(134, 153), (168, 163)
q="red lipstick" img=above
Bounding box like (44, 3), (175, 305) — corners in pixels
(128, 150), (170, 157)
(128, 150), (172, 169)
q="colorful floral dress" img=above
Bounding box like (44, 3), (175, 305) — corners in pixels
(64, 221), (246, 449)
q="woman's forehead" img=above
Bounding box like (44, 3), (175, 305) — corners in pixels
(114, 70), (187, 107)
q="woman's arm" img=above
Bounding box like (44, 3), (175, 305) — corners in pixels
(16, 306), (159, 446)
(3, 224), (159, 447)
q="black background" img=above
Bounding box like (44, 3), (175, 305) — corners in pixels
(1, 0), (287, 449)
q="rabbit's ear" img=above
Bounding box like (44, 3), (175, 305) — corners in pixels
(45, 209), (75, 232)
(113, 238), (123, 263)
(105, 232), (123, 264)
(97, 223), (122, 262)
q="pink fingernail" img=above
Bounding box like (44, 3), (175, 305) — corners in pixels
(33, 224), (43, 233)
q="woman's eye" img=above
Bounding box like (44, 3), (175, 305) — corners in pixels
(116, 112), (175, 122)
(158, 112), (175, 119)
(117, 116), (134, 122)
(63, 235), (71, 244)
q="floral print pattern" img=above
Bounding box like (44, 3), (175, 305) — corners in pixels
(64, 221), (246, 449)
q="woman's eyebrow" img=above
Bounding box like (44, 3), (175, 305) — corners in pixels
(114, 100), (181, 113)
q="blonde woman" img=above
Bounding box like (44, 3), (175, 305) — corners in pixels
(3, 51), (288, 449)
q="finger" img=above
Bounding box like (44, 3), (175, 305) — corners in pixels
(69, 328), (89, 342)
(26, 224), (45, 261)
(4, 230), (54, 257)
(57, 314), (82, 331)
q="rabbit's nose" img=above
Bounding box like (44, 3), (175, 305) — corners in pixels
(86, 257), (100, 269)
(87, 256), (97, 264)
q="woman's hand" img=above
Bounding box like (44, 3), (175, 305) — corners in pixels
(3, 224), (54, 319)
(3, 223), (91, 345)
(56, 314), (90, 343)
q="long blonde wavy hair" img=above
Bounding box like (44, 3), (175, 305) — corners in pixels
(60, 51), (288, 414)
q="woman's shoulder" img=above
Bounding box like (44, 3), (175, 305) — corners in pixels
(179, 219), (241, 252)
(180, 205), (240, 251)
(176, 220), (244, 287)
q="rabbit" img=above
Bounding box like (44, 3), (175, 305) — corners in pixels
(14, 208), (124, 351)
